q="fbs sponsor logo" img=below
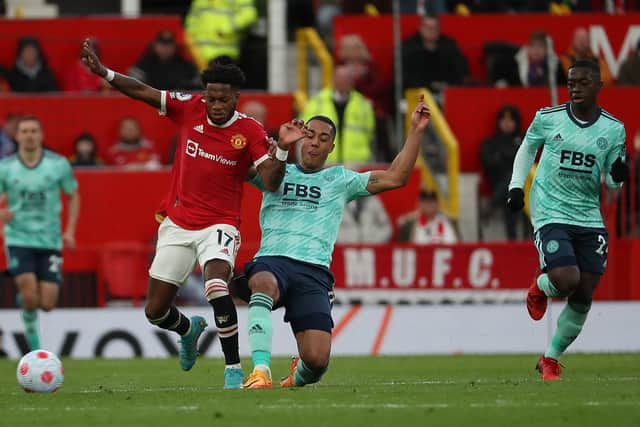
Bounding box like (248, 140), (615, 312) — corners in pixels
(185, 139), (238, 166)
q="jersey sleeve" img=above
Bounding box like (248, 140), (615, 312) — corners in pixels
(248, 124), (270, 168)
(509, 111), (545, 189)
(59, 158), (79, 195)
(159, 90), (198, 124)
(604, 125), (627, 189)
(344, 168), (371, 202)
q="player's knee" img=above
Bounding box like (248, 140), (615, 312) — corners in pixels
(549, 269), (580, 295)
(39, 302), (56, 312)
(248, 274), (279, 301)
(301, 350), (330, 372)
(20, 294), (39, 310)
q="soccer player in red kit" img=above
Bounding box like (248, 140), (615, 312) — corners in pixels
(81, 40), (304, 389)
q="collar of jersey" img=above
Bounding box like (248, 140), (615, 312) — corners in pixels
(295, 163), (325, 174)
(566, 102), (601, 129)
(206, 111), (240, 128)
(18, 150), (45, 169)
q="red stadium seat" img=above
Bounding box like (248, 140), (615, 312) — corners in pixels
(98, 241), (152, 306)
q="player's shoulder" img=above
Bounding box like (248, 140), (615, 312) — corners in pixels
(42, 150), (68, 163)
(0, 153), (18, 166)
(235, 112), (266, 132)
(538, 103), (568, 116)
(599, 108), (624, 127)
(167, 90), (202, 103)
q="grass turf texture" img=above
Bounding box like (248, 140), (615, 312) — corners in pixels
(1, 354), (639, 427)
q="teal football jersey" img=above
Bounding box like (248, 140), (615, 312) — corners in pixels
(510, 103), (626, 231)
(0, 151), (78, 250)
(252, 164), (371, 267)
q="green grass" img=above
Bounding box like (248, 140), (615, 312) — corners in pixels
(1, 354), (639, 427)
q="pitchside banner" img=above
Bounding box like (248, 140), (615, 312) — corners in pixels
(1, 304), (639, 359)
(331, 244), (539, 303)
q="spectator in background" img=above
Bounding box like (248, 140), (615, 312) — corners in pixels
(63, 39), (110, 93)
(560, 27), (613, 86)
(129, 30), (201, 91)
(185, 0), (257, 65)
(401, 14), (468, 93)
(480, 105), (527, 240)
(397, 190), (457, 244)
(70, 132), (101, 167)
(301, 65), (375, 164)
(0, 113), (19, 159)
(7, 37), (58, 93)
(106, 117), (161, 169)
(514, 30), (564, 87)
(618, 39), (640, 85)
(337, 34), (394, 161)
(337, 195), (392, 244)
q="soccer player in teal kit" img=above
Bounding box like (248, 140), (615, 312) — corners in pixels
(0, 116), (80, 351)
(236, 95), (431, 388)
(507, 60), (629, 380)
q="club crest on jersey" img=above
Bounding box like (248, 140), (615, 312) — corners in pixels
(230, 134), (247, 150)
(596, 137), (608, 150)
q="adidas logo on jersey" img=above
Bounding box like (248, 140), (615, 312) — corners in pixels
(553, 133), (563, 142)
(220, 247), (230, 256)
(193, 124), (204, 134)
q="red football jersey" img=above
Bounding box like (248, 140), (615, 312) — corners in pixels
(158, 90), (269, 229)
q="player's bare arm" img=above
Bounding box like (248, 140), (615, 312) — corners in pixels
(256, 120), (306, 191)
(63, 190), (80, 249)
(367, 95), (430, 194)
(80, 38), (161, 109)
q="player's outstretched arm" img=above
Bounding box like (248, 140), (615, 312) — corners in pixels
(256, 120), (306, 192)
(80, 38), (161, 109)
(366, 95), (430, 195)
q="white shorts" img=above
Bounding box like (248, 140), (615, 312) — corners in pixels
(148, 217), (241, 286)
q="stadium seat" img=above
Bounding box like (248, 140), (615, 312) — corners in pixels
(98, 241), (152, 306)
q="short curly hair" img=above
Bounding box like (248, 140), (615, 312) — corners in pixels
(201, 59), (246, 89)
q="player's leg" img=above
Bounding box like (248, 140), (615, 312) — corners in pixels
(242, 258), (285, 389)
(197, 224), (243, 388)
(15, 273), (40, 351)
(147, 228), (203, 371)
(528, 225), (581, 320)
(8, 247), (40, 351)
(282, 327), (332, 387)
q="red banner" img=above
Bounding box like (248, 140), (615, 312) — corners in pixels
(332, 243), (538, 290)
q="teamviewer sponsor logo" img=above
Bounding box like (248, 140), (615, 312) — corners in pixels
(186, 139), (199, 157)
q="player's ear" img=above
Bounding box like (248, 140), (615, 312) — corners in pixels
(328, 142), (335, 153)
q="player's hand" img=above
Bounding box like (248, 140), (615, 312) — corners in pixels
(506, 188), (525, 212)
(610, 157), (629, 183)
(277, 119), (306, 150)
(63, 231), (76, 250)
(266, 137), (277, 158)
(410, 94), (431, 133)
(80, 38), (107, 78)
(0, 208), (14, 223)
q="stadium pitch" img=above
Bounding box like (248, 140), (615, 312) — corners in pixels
(1, 354), (639, 426)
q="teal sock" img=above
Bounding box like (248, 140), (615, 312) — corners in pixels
(21, 310), (40, 350)
(248, 293), (273, 368)
(544, 302), (590, 360)
(537, 274), (562, 297)
(293, 359), (328, 387)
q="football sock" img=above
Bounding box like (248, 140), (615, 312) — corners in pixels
(21, 310), (40, 350)
(205, 279), (240, 365)
(537, 274), (562, 297)
(294, 359), (328, 386)
(544, 301), (590, 360)
(147, 306), (190, 336)
(248, 292), (273, 369)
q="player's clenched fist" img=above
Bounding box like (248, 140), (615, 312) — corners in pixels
(80, 38), (107, 77)
(506, 188), (525, 212)
(609, 157), (629, 183)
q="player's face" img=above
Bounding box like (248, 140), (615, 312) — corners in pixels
(299, 120), (335, 171)
(204, 83), (238, 125)
(15, 119), (43, 152)
(567, 67), (601, 108)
